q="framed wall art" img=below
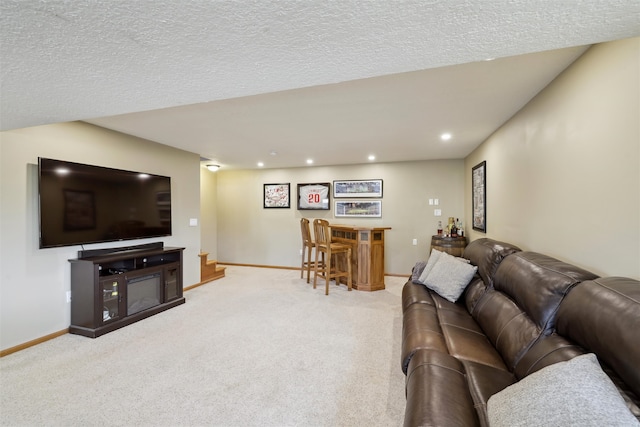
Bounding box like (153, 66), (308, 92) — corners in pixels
(297, 183), (330, 210)
(334, 200), (382, 218)
(472, 161), (486, 232)
(263, 183), (290, 208)
(333, 179), (383, 198)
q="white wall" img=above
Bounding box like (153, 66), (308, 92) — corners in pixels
(465, 37), (640, 279)
(216, 160), (466, 275)
(0, 122), (201, 351)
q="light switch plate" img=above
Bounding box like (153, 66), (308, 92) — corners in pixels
(434, 209), (442, 216)
(189, 218), (198, 226)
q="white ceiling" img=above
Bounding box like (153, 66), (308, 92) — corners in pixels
(2, 1), (639, 170)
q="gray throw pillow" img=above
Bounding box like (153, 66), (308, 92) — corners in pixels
(411, 261), (427, 283)
(418, 249), (443, 284)
(487, 353), (640, 427)
(423, 251), (477, 302)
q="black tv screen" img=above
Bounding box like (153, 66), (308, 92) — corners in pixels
(38, 158), (172, 249)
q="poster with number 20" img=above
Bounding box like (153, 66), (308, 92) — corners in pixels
(298, 183), (330, 210)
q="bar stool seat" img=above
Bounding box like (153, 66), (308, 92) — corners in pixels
(313, 219), (352, 295)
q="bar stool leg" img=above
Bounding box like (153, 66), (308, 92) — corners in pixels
(347, 248), (352, 291)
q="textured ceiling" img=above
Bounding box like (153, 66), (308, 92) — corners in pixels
(1, 1), (639, 169)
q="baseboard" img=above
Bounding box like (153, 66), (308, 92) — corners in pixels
(218, 262), (300, 271)
(1, 268), (408, 357)
(1, 282), (203, 357)
(0, 328), (69, 358)
(220, 262), (409, 278)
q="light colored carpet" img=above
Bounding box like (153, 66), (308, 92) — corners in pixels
(1, 266), (408, 427)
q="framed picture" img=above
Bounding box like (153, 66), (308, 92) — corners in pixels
(334, 200), (382, 218)
(472, 161), (486, 232)
(297, 183), (330, 210)
(264, 183), (290, 208)
(64, 190), (96, 230)
(333, 179), (383, 198)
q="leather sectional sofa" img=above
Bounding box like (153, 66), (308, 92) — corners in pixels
(401, 238), (640, 426)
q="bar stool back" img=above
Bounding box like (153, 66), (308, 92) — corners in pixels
(313, 219), (352, 295)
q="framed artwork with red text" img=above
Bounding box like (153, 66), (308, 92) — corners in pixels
(297, 183), (330, 210)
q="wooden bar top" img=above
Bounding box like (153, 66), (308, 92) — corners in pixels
(330, 224), (391, 231)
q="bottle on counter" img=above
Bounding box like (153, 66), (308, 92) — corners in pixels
(447, 217), (455, 236)
(451, 218), (458, 237)
(458, 220), (464, 237)
(437, 221), (443, 236)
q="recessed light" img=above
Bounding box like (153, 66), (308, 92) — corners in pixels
(441, 133), (452, 141)
(257, 162), (264, 167)
(206, 165), (220, 172)
(306, 159), (314, 165)
(368, 155), (376, 161)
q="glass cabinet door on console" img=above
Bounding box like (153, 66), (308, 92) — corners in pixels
(163, 262), (182, 302)
(99, 276), (125, 324)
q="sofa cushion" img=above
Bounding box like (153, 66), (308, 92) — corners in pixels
(487, 353), (640, 427)
(556, 277), (640, 399)
(401, 280), (435, 311)
(401, 303), (448, 374)
(461, 360), (515, 425)
(473, 288), (540, 371)
(514, 333), (585, 379)
(462, 238), (521, 290)
(405, 349), (480, 427)
(423, 251), (478, 302)
(493, 251), (597, 332)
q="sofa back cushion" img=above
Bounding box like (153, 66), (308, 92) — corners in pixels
(556, 277), (640, 399)
(493, 252), (597, 331)
(473, 251), (597, 371)
(462, 238), (521, 290)
(473, 289), (540, 370)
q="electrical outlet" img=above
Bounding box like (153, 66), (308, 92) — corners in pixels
(434, 209), (442, 216)
(412, 238), (418, 245)
(66, 291), (72, 303)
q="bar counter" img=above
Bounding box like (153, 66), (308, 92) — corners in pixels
(330, 224), (391, 291)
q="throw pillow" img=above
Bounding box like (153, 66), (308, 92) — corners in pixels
(423, 251), (478, 302)
(418, 249), (443, 284)
(411, 261), (427, 283)
(487, 353), (640, 427)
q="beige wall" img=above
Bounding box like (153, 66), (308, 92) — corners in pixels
(200, 165), (218, 257)
(0, 122), (201, 351)
(215, 160), (466, 275)
(465, 37), (640, 279)
(2, 37), (637, 353)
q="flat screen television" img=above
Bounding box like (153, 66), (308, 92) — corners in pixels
(38, 157), (172, 249)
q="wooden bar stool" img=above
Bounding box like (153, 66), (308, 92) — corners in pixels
(313, 219), (352, 295)
(300, 218), (321, 283)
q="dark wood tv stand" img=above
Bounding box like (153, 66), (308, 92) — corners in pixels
(69, 243), (185, 338)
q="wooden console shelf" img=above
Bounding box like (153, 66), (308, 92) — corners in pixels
(68, 244), (185, 338)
